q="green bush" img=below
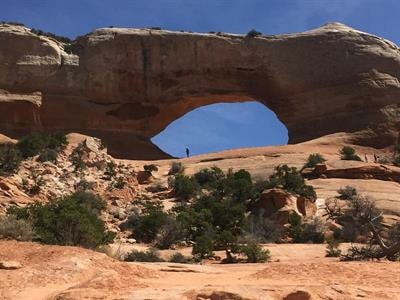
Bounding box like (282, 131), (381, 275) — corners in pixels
(339, 146), (362, 161)
(194, 167), (225, 188)
(28, 173), (46, 195)
(192, 235), (214, 259)
(129, 201), (168, 243)
(144, 164), (158, 173)
(70, 142), (87, 171)
(325, 237), (342, 257)
(104, 161), (117, 180)
(169, 252), (192, 264)
(0, 215), (34, 241)
(171, 174), (199, 201)
(125, 249), (165, 262)
(168, 161), (185, 175)
(224, 169), (253, 202)
(7, 191), (114, 248)
(304, 153), (326, 168)
(30, 28), (72, 43)
(239, 239), (270, 263)
(246, 29), (262, 38)
(337, 186), (357, 200)
(37, 148), (58, 163)
(17, 132), (67, 159)
(0, 144), (22, 175)
(269, 165), (316, 199)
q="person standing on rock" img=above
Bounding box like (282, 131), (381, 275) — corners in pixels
(186, 147), (190, 158)
(364, 154), (368, 163)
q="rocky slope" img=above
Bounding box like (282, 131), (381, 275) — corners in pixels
(0, 23), (400, 158)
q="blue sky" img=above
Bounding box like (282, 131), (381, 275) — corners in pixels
(2, 0), (400, 157)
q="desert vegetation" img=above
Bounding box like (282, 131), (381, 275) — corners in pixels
(6, 191), (114, 248)
(339, 146), (362, 161)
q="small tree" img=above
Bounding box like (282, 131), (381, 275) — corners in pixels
(125, 249), (165, 262)
(303, 153), (326, 169)
(104, 161), (117, 180)
(7, 191), (114, 248)
(192, 235), (214, 259)
(0, 144), (22, 175)
(339, 146), (362, 161)
(239, 239), (270, 263)
(337, 186), (357, 200)
(129, 201), (168, 243)
(326, 195), (400, 261)
(246, 29), (262, 38)
(170, 174), (199, 201)
(325, 237), (342, 257)
(144, 164), (158, 174)
(168, 161), (185, 175)
(269, 165), (316, 199)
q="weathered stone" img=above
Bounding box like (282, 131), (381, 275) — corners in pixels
(0, 260), (22, 270)
(1, 23), (400, 159)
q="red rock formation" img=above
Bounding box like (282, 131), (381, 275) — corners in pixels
(1, 23), (400, 159)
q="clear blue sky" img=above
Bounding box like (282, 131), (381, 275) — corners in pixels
(2, 0), (400, 157)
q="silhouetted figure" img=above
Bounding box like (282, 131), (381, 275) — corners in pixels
(374, 153), (377, 163)
(186, 147), (190, 158)
(364, 154), (368, 163)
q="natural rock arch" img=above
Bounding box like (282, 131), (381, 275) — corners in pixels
(0, 22), (400, 159)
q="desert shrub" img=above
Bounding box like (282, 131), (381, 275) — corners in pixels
(30, 28), (72, 43)
(246, 212), (284, 243)
(76, 178), (91, 191)
(168, 161), (185, 175)
(223, 169), (253, 202)
(269, 165), (316, 199)
(7, 191), (114, 248)
(0, 143), (22, 175)
(394, 155), (400, 167)
(340, 245), (379, 261)
(239, 239), (270, 263)
(129, 201), (168, 243)
(37, 148), (58, 163)
(192, 235), (214, 259)
(246, 29), (262, 38)
(70, 142), (86, 171)
(304, 153), (326, 168)
(154, 216), (184, 249)
(104, 161), (117, 180)
(125, 249), (165, 262)
(17, 132), (67, 159)
(194, 167), (225, 188)
(144, 164), (158, 173)
(170, 174), (199, 201)
(169, 252), (192, 264)
(287, 214), (325, 243)
(339, 146), (362, 161)
(0, 21), (25, 26)
(325, 237), (342, 257)
(28, 173), (46, 195)
(113, 176), (126, 189)
(0, 215), (34, 241)
(337, 186), (357, 200)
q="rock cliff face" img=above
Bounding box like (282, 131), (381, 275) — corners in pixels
(1, 23), (400, 159)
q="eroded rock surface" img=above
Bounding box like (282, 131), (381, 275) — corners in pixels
(1, 23), (400, 158)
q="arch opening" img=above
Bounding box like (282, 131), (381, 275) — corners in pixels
(151, 101), (288, 158)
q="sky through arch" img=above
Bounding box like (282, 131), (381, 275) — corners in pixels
(151, 102), (288, 157)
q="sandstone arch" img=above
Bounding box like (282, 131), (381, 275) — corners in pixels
(0, 22), (400, 159)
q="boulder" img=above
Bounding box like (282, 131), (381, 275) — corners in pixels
(253, 189), (317, 224)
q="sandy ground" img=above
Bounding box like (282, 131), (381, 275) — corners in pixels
(1, 241), (399, 300)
